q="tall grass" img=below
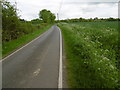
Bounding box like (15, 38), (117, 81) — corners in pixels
(2, 24), (52, 57)
(58, 22), (119, 88)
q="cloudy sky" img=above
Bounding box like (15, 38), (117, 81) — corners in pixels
(8, 0), (119, 21)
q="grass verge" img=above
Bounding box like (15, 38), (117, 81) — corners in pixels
(2, 24), (53, 58)
(58, 22), (119, 88)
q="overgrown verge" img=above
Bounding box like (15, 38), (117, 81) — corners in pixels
(58, 22), (119, 88)
(2, 24), (52, 57)
(2, 0), (54, 57)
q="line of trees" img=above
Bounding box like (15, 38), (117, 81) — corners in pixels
(2, 0), (56, 42)
(2, 0), (118, 42)
(57, 17), (119, 23)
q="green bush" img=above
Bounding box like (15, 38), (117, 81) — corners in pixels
(2, 0), (49, 42)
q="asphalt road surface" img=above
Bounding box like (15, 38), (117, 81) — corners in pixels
(2, 25), (62, 88)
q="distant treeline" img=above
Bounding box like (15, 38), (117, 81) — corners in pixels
(57, 17), (119, 23)
(2, 0), (55, 42)
(24, 17), (119, 25)
(2, 0), (118, 42)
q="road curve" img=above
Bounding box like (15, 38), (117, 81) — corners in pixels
(2, 25), (61, 88)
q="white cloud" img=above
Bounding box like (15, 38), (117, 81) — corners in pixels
(63, 0), (119, 3)
(8, 0), (118, 20)
(59, 2), (118, 19)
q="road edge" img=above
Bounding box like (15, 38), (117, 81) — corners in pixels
(1, 26), (53, 62)
(57, 26), (63, 89)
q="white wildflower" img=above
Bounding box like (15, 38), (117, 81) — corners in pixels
(110, 64), (115, 69)
(98, 68), (101, 70)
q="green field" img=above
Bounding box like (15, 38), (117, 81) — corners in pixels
(58, 22), (119, 88)
(2, 24), (52, 57)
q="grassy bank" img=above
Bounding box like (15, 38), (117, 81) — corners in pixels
(58, 22), (119, 88)
(2, 24), (53, 57)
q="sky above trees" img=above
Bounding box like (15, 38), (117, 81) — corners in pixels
(8, 0), (119, 21)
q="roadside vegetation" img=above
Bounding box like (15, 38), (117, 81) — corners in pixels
(2, 0), (56, 57)
(2, 0), (119, 88)
(2, 24), (52, 57)
(58, 21), (119, 88)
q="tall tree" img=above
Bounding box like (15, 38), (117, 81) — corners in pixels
(39, 9), (56, 23)
(2, 0), (20, 41)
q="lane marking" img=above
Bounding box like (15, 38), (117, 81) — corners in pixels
(58, 26), (63, 88)
(1, 27), (53, 62)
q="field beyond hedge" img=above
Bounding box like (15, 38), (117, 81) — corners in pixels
(58, 22), (119, 88)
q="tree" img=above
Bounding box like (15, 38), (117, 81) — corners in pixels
(2, 0), (22, 42)
(39, 9), (56, 23)
(107, 17), (116, 21)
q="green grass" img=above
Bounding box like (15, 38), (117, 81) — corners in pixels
(58, 22), (119, 88)
(2, 24), (53, 57)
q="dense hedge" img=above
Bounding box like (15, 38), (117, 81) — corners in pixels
(2, 0), (48, 42)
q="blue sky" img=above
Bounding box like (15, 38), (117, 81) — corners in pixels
(8, 0), (119, 21)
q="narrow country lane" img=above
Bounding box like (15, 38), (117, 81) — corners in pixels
(2, 25), (62, 88)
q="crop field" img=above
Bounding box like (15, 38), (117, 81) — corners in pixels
(58, 22), (119, 88)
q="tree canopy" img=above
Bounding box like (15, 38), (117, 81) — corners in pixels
(2, 0), (20, 30)
(2, 0), (21, 41)
(39, 9), (56, 23)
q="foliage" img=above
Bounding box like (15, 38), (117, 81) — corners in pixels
(2, 0), (21, 41)
(31, 18), (43, 24)
(39, 9), (56, 23)
(57, 17), (119, 23)
(58, 22), (119, 88)
(2, 0), (50, 43)
(2, 0), (53, 57)
(2, 24), (52, 57)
